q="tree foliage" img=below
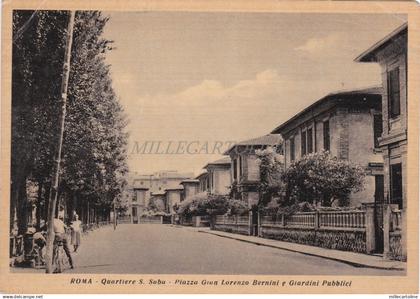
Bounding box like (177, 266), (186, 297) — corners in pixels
(11, 10), (128, 232)
(176, 193), (249, 218)
(282, 151), (365, 207)
(146, 196), (166, 213)
(226, 199), (248, 216)
(255, 147), (285, 207)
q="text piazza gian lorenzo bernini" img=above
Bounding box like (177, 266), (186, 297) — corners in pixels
(70, 278), (352, 287)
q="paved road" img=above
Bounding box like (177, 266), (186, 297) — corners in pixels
(56, 224), (402, 275)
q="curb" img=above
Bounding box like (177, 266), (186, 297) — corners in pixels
(198, 229), (406, 271)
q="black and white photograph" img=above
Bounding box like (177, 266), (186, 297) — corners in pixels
(2, 1), (419, 295)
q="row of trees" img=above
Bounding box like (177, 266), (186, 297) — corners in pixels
(11, 11), (128, 234)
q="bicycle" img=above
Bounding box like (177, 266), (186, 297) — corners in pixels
(52, 239), (70, 273)
(29, 242), (45, 269)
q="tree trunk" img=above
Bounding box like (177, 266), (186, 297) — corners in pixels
(10, 159), (29, 234)
(43, 182), (51, 222)
(16, 175), (28, 235)
(36, 180), (44, 229)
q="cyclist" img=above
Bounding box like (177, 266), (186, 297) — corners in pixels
(53, 213), (74, 269)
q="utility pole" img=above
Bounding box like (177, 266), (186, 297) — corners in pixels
(45, 11), (75, 273)
(113, 199), (117, 230)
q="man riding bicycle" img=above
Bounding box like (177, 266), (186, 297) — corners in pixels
(53, 213), (74, 269)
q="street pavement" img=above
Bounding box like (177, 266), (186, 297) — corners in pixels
(57, 224), (402, 275)
(11, 224), (404, 275)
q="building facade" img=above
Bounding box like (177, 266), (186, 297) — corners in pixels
(131, 187), (149, 224)
(271, 87), (383, 207)
(180, 179), (200, 201)
(196, 172), (209, 193)
(224, 134), (283, 236)
(132, 170), (194, 198)
(224, 134), (283, 207)
(203, 157), (232, 195)
(355, 23), (407, 259)
(165, 187), (183, 214)
(355, 23), (407, 211)
(128, 170), (193, 220)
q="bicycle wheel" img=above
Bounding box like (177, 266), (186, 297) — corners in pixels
(53, 246), (61, 273)
(59, 247), (69, 271)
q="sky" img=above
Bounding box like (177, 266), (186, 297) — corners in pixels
(102, 12), (406, 176)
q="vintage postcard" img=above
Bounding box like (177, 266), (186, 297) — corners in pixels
(1, 0), (419, 295)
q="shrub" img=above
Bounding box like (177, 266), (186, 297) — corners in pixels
(282, 151), (365, 207)
(226, 199), (249, 216)
(175, 193), (204, 218)
(200, 194), (230, 216)
(277, 201), (315, 216)
(147, 196), (166, 212)
(140, 210), (170, 217)
(176, 193), (229, 218)
(228, 181), (241, 200)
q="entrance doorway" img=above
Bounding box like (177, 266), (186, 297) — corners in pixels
(251, 206), (259, 236)
(390, 163), (403, 209)
(132, 207), (138, 224)
(374, 175), (384, 253)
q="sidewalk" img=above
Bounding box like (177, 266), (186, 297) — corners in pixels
(190, 227), (406, 271)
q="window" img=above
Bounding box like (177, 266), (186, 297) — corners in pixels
(233, 158), (238, 180)
(290, 137), (295, 161)
(390, 163), (403, 209)
(373, 114), (383, 148)
(239, 156), (243, 177)
(307, 128), (313, 153)
(301, 130), (307, 156)
(323, 120), (330, 151)
(275, 144), (284, 155)
(388, 68), (400, 119)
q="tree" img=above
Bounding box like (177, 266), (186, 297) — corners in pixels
(282, 151), (365, 207)
(12, 11), (69, 234)
(62, 11), (128, 222)
(255, 147), (285, 207)
(11, 11), (128, 236)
